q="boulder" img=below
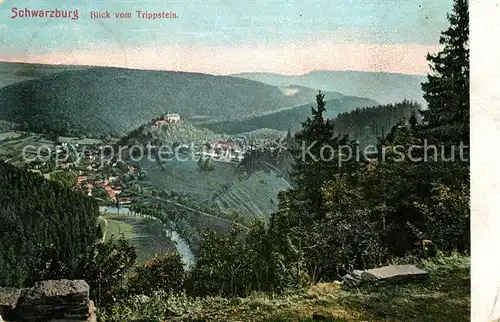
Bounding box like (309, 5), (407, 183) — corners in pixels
(16, 280), (92, 321)
(0, 280), (96, 322)
(352, 270), (364, 280)
(0, 287), (23, 316)
(361, 264), (429, 283)
(342, 274), (362, 287)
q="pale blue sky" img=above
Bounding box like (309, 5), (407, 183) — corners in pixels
(0, 0), (454, 74)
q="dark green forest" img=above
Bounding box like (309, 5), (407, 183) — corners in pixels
(0, 69), (365, 137)
(202, 95), (378, 135)
(331, 100), (421, 146)
(0, 161), (99, 287)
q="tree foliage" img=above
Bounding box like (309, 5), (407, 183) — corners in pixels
(421, 0), (469, 145)
(0, 161), (99, 287)
(128, 252), (185, 297)
(76, 235), (137, 306)
(332, 100), (420, 147)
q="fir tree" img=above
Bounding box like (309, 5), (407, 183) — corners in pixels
(288, 91), (347, 222)
(409, 109), (418, 130)
(421, 0), (469, 144)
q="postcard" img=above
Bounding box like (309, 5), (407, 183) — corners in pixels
(0, 1), (472, 321)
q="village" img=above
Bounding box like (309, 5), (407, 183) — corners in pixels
(152, 114), (247, 163)
(0, 113), (258, 208)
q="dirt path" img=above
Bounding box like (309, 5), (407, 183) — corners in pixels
(98, 216), (108, 241)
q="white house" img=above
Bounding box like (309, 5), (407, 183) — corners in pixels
(152, 114), (181, 126)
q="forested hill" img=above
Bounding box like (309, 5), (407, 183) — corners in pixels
(0, 65), (354, 137)
(0, 161), (99, 287)
(332, 100), (421, 146)
(234, 101), (420, 179)
(231, 70), (427, 106)
(201, 95), (378, 134)
(0, 61), (88, 89)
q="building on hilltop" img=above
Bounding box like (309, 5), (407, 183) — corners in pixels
(152, 113), (181, 126)
(165, 113), (181, 122)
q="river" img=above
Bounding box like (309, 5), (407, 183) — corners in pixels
(99, 206), (195, 268)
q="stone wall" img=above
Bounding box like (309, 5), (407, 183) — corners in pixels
(0, 280), (96, 322)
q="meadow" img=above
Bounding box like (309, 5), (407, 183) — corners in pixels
(100, 253), (470, 321)
(100, 213), (176, 263)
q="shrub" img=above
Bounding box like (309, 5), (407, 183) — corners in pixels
(128, 253), (185, 297)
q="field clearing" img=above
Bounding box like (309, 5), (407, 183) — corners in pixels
(0, 132), (105, 165)
(102, 213), (176, 263)
(0, 131), (22, 141)
(213, 170), (291, 220)
(0, 133), (101, 161)
(59, 136), (103, 145)
(0, 133), (54, 157)
(0, 134), (57, 166)
(207, 255), (470, 321)
(140, 158), (239, 201)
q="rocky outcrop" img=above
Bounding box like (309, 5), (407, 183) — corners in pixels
(0, 287), (23, 317)
(0, 280), (96, 322)
(341, 270), (364, 287)
(361, 264), (429, 282)
(341, 264), (429, 287)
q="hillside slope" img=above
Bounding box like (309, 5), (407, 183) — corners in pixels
(213, 170), (291, 220)
(202, 95), (378, 134)
(0, 66), (348, 137)
(0, 61), (88, 89)
(101, 254), (470, 321)
(231, 70), (427, 106)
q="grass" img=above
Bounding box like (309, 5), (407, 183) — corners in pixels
(99, 253), (470, 321)
(102, 213), (177, 263)
(0, 133), (54, 164)
(104, 215), (136, 240)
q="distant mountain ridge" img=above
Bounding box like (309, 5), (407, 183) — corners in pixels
(1, 62), (427, 107)
(0, 63), (379, 137)
(0, 66), (353, 136)
(231, 70), (427, 106)
(0, 61), (89, 89)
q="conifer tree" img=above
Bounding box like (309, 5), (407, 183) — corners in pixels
(421, 0), (469, 144)
(409, 109), (418, 130)
(288, 91), (345, 222)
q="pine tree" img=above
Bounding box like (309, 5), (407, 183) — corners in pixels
(421, 0), (469, 144)
(409, 109), (418, 130)
(287, 91), (347, 222)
